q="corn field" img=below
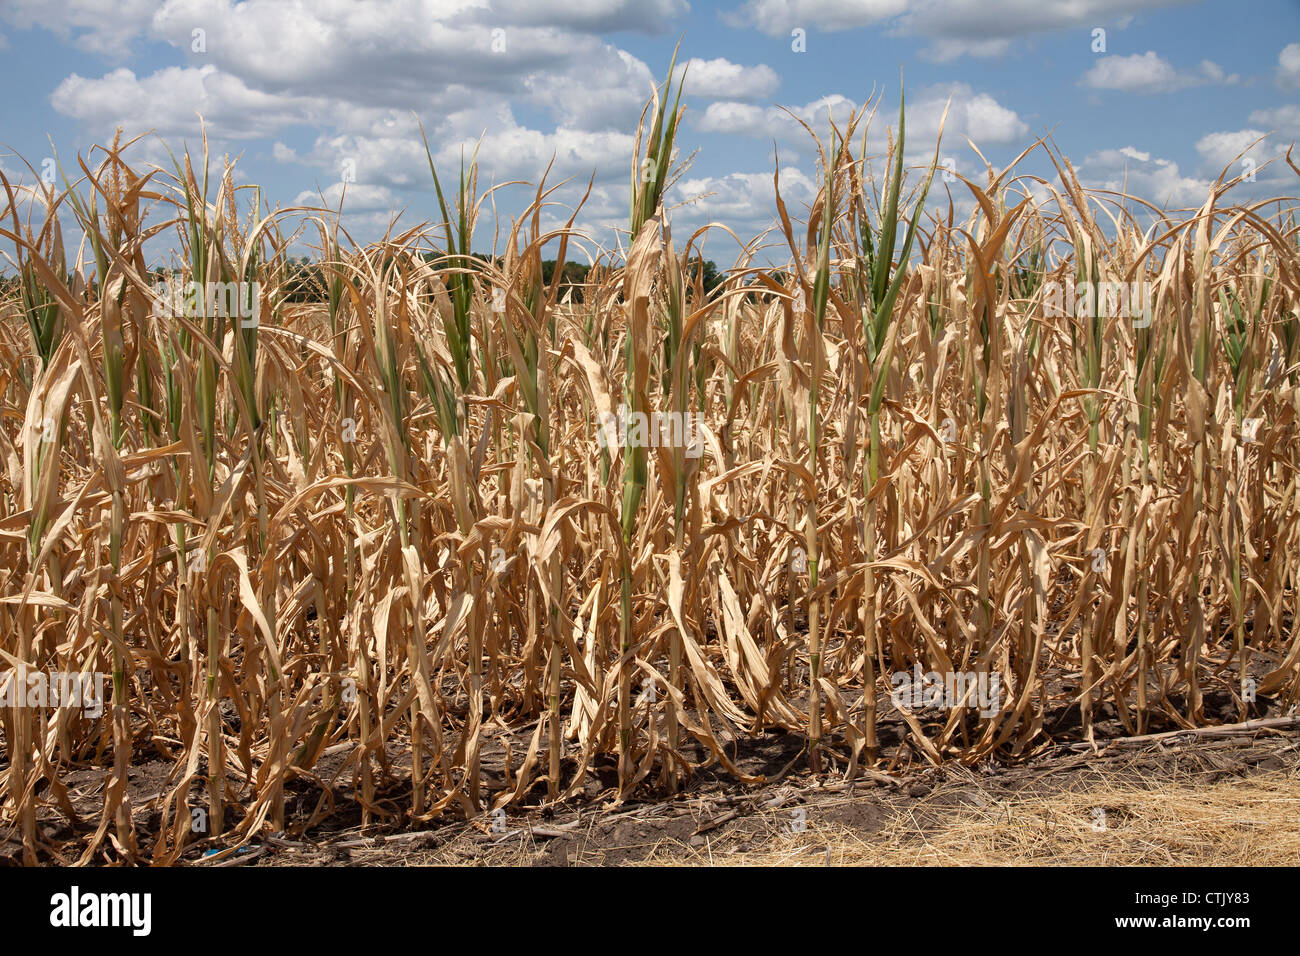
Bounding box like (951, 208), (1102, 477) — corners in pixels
(2, 71), (1299, 864)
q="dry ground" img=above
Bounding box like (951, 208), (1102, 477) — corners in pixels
(202, 728), (1300, 867)
(10, 679), (1297, 866)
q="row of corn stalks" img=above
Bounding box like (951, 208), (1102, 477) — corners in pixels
(1, 71), (1299, 863)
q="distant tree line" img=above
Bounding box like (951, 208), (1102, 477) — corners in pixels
(277, 253), (724, 304)
(1, 255), (725, 306)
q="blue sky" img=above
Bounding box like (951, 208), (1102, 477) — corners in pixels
(2, 0), (1299, 268)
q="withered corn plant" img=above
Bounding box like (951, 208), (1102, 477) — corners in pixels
(1, 76), (1298, 864)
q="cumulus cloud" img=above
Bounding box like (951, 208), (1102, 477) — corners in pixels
(1192, 129), (1292, 189)
(148, 2), (630, 107)
(1195, 129), (1269, 170)
(24, 0), (690, 256)
(493, 0), (687, 33)
(525, 48), (656, 131)
(27, 0), (676, 140)
(1277, 42), (1300, 91)
(36, 0), (670, 196)
(919, 37), (1010, 63)
(293, 182), (402, 214)
(695, 95), (857, 139)
(1080, 147), (1209, 207)
(722, 0), (906, 34)
(673, 165), (819, 248)
(2, 0), (685, 61)
(17, 0), (1243, 257)
(675, 58), (780, 101)
(52, 65), (327, 140)
(954, 87), (1030, 144)
(442, 123), (635, 185)
(1081, 52), (1236, 93)
(896, 0), (1192, 43)
(695, 83), (1027, 148)
(0, 0), (157, 58)
(1249, 104), (1300, 138)
(1075, 132), (1287, 209)
(721, 0), (1197, 61)
(680, 168), (815, 219)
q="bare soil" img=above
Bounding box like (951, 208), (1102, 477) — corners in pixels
(9, 704), (1297, 866)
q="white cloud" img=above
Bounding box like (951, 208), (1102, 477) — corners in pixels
(1249, 104), (1300, 138)
(51, 65), (326, 140)
(696, 83), (1027, 149)
(16, 0), (702, 257)
(0, 0), (157, 58)
(695, 95), (858, 139)
(303, 132), (428, 191)
(956, 87), (1029, 144)
(41, 0), (668, 205)
(1, 0), (683, 62)
(445, 124), (635, 185)
(1195, 129), (1269, 170)
(674, 166), (819, 243)
(918, 37), (1010, 62)
(721, 0), (1198, 61)
(14, 0), (1265, 258)
(694, 101), (769, 137)
(293, 182), (401, 214)
(1078, 133), (1286, 205)
(675, 58), (780, 101)
(20, 1), (674, 134)
(1083, 52), (1178, 92)
(525, 48), (656, 131)
(722, 0), (906, 35)
(1277, 42), (1300, 91)
(150, 2), (621, 106)
(493, 0), (687, 33)
(1195, 60), (1239, 85)
(1081, 51), (1234, 93)
(298, 104), (636, 198)
(1080, 147), (1209, 207)
(1194, 129), (1290, 188)
(1086, 149), (1141, 166)
(897, 0), (1193, 42)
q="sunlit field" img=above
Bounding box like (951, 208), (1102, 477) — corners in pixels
(2, 53), (1298, 865)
